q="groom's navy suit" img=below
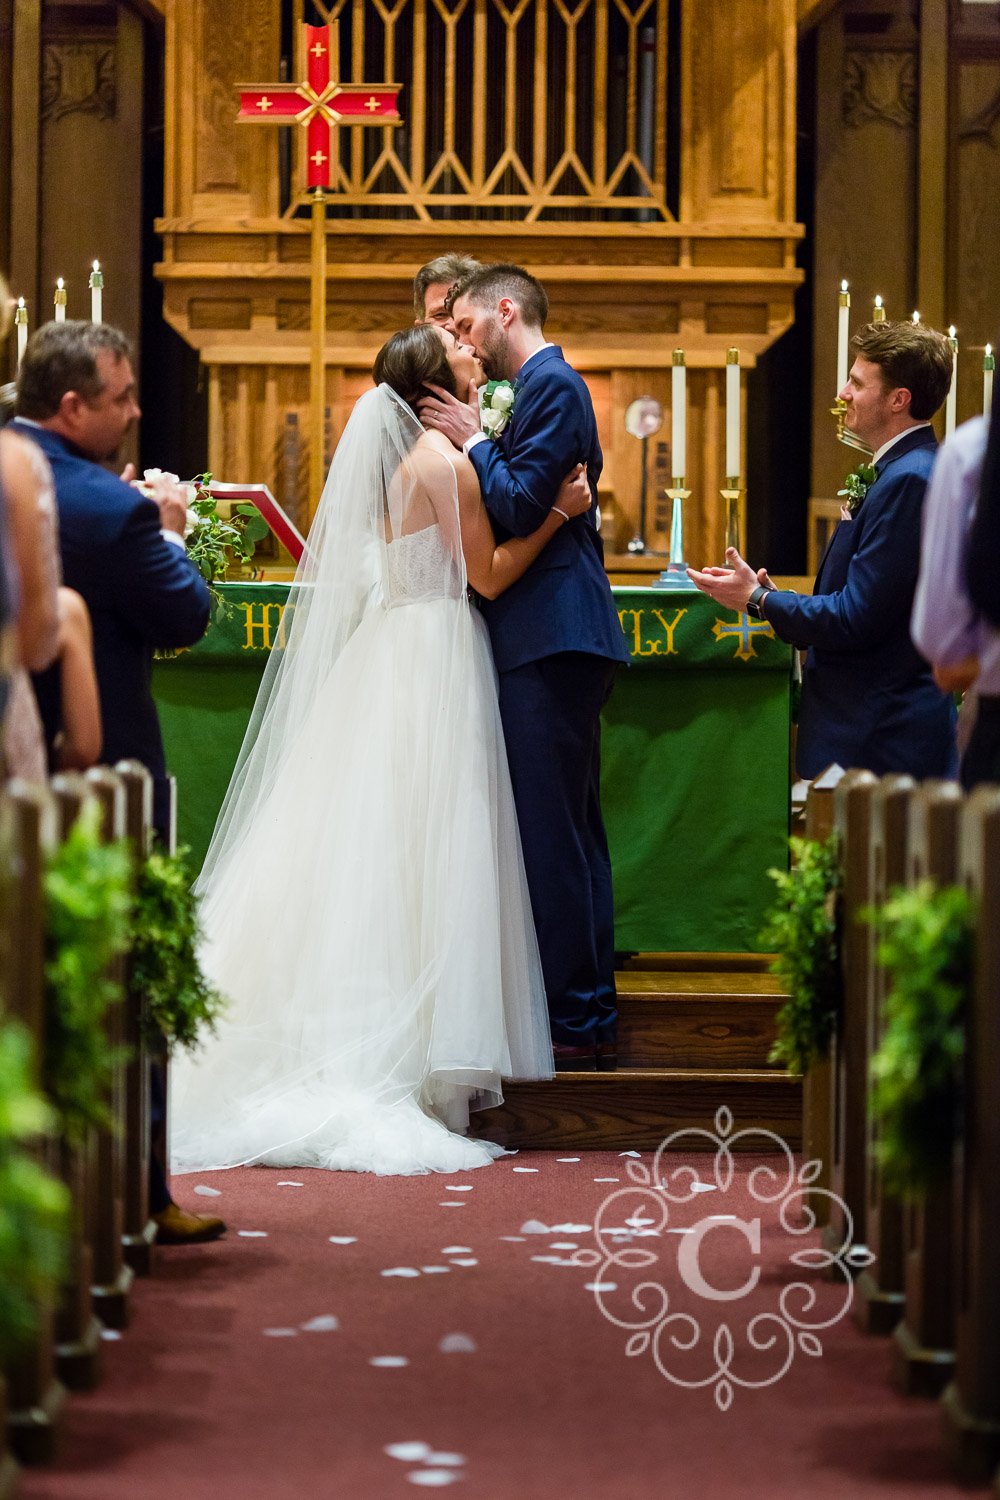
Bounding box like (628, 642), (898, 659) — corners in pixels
(765, 424), (956, 779)
(468, 346), (629, 1047)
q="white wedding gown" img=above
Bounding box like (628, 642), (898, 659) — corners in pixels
(170, 387), (552, 1176)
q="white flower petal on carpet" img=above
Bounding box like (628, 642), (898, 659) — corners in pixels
(689, 1181), (717, 1193)
(101, 1329), (122, 1341)
(551, 1223), (591, 1233)
(556, 1157), (581, 1162)
(444, 1185), (473, 1192)
(519, 1219), (549, 1234)
(406, 1472), (460, 1487)
(619, 1151), (642, 1158)
(193, 1185), (222, 1196)
(549, 1242), (578, 1250)
(277, 1180), (304, 1187)
(382, 1267), (420, 1277)
(301, 1315), (339, 1331)
(498, 1235), (526, 1241)
(448, 1258), (478, 1267)
(262, 1328), (297, 1337)
(439, 1202), (466, 1207)
(441, 1246), (471, 1254)
(370, 1356), (409, 1367)
(593, 1177), (619, 1182)
(438, 1333), (477, 1353)
(329, 1236), (357, 1244)
(238, 1230), (268, 1237)
(386, 1442), (432, 1462)
(512, 1167), (538, 1173)
(425, 1452), (466, 1465)
(421, 1266), (450, 1274)
(585, 1282), (618, 1292)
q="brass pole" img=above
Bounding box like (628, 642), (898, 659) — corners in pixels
(309, 186), (327, 521)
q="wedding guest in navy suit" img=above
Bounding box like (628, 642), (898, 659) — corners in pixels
(12, 320), (223, 1246)
(420, 264), (630, 1071)
(689, 319), (956, 780)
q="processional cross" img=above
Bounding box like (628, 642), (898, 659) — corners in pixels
(237, 25), (402, 514)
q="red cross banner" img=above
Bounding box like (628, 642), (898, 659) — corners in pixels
(237, 24), (401, 189)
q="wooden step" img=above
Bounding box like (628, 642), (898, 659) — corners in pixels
(617, 971), (786, 1070)
(475, 1069), (802, 1152)
(618, 952), (777, 973)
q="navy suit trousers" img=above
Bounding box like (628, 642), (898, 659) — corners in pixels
(498, 651), (619, 1045)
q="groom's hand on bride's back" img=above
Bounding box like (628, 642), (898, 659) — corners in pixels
(555, 463), (591, 520)
(418, 380), (480, 449)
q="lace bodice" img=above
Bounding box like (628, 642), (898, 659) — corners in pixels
(385, 523), (462, 603)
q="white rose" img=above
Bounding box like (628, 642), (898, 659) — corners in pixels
(491, 384), (514, 413)
(481, 407), (502, 434)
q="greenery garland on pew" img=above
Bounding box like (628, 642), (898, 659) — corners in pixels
(43, 802), (132, 1142)
(130, 846), (225, 1052)
(0, 1022), (69, 1354)
(866, 882), (972, 1192)
(760, 834), (842, 1075)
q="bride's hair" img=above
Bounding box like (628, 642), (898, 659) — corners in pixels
(373, 325), (457, 412)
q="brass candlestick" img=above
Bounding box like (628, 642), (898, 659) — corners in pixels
(652, 483), (698, 591)
(830, 397), (874, 456)
(721, 478), (745, 558)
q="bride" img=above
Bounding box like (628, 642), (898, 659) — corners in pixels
(170, 324), (590, 1176)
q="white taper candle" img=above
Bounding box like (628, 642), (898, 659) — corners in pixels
(671, 349), (686, 482)
(837, 281), (850, 392)
(54, 278), (67, 322)
(725, 348), (740, 481)
(985, 345), (995, 418)
(15, 298), (27, 365)
(89, 261), (103, 324)
(945, 327), (957, 437)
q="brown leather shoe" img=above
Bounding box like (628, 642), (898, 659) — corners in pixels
(154, 1203), (227, 1245)
(552, 1042), (597, 1072)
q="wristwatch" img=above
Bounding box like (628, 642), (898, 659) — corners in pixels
(745, 585), (773, 621)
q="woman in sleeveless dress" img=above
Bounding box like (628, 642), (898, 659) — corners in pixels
(170, 326), (590, 1176)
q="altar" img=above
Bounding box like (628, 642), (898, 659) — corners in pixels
(153, 584), (791, 955)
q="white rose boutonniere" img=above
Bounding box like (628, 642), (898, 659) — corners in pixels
(479, 379), (517, 440)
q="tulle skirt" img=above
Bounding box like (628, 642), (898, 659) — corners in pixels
(170, 598), (552, 1176)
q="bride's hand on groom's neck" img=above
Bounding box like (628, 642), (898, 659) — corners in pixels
(418, 380), (481, 450)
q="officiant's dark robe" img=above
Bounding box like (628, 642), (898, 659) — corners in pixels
(765, 424), (956, 779)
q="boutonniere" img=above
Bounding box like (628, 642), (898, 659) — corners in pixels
(479, 379), (517, 440)
(837, 462), (877, 518)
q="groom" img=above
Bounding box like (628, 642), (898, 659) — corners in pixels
(420, 263), (630, 1071)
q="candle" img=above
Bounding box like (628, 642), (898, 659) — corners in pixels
(985, 345), (995, 418)
(671, 349), (686, 482)
(945, 327), (958, 437)
(837, 280), (850, 392)
(54, 278), (67, 322)
(89, 261), (103, 323)
(873, 295), (885, 323)
(725, 348), (740, 481)
(912, 310), (920, 325)
(15, 298), (27, 365)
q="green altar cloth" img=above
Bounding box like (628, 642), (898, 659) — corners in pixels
(152, 584), (791, 953)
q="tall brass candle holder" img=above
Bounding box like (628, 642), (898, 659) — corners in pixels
(652, 482), (698, 591)
(830, 397), (874, 456)
(721, 477), (744, 556)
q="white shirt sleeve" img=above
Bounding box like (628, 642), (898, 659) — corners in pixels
(463, 432), (488, 457)
(161, 529), (186, 549)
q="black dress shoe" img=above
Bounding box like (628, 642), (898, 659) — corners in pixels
(595, 1043), (618, 1072)
(552, 1042), (597, 1072)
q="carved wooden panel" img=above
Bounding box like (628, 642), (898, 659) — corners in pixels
(682, 0), (796, 224)
(954, 57), (1000, 427)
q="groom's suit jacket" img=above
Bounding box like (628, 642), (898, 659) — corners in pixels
(765, 424), (955, 779)
(467, 346), (630, 673)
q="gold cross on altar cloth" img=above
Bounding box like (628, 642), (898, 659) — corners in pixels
(712, 612), (775, 662)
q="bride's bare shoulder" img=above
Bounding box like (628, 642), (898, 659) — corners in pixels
(417, 430), (475, 480)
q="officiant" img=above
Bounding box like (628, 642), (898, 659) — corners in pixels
(688, 320), (956, 781)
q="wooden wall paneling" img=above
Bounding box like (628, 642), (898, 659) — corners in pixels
(682, 0), (796, 226)
(917, 0), (948, 331)
(9, 0), (41, 321)
(954, 58), (1000, 425)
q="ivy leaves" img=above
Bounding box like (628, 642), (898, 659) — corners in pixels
(760, 835), (842, 1076)
(131, 848), (225, 1053)
(184, 473), (270, 622)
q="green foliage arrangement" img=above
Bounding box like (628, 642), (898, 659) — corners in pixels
(867, 882), (972, 1192)
(130, 847), (225, 1052)
(760, 834), (842, 1075)
(0, 1022), (70, 1355)
(184, 473), (270, 621)
(43, 802), (132, 1142)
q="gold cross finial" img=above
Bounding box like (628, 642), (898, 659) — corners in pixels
(257, 95), (273, 111)
(365, 95), (380, 111)
(311, 41), (326, 56)
(311, 149), (327, 166)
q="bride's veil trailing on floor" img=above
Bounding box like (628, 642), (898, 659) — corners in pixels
(172, 383), (551, 1176)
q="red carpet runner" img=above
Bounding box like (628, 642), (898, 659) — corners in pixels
(20, 1151), (989, 1499)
